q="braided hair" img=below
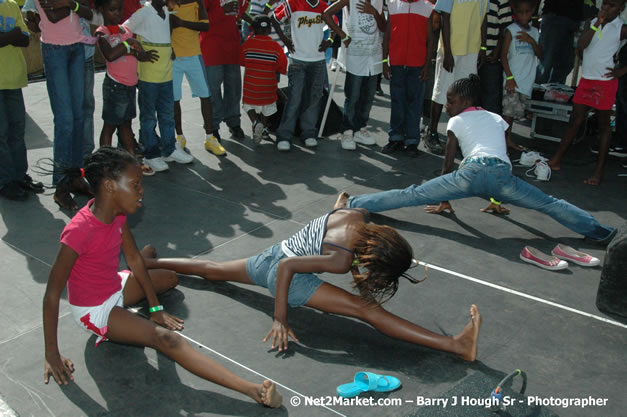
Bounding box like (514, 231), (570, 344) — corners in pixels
(449, 74), (482, 107)
(82, 147), (139, 193)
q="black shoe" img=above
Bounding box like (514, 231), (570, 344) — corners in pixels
(17, 174), (45, 193)
(262, 128), (271, 141)
(381, 140), (404, 154)
(229, 126), (245, 140)
(376, 87), (384, 97)
(424, 132), (444, 155)
(405, 144), (419, 157)
(0, 182), (28, 201)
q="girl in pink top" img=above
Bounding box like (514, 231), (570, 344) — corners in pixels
(95, 0), (158, 175)
(42, 147), (282, 409)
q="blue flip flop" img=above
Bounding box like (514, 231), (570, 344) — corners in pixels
(336, 372), (401, 398)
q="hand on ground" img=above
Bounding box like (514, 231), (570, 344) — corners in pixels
(150, 311), (184, 330)
(480, 202), (510, 215)
(263, 319), (298, 352)
(44, 353), (75, 385)
(424, 201), (454, 214)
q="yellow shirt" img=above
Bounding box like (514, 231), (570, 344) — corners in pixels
(438, 0), (488, 56)
(138, 38), (173, 83)
(171, 2), (206, 57)
(0, 0), (28, 89)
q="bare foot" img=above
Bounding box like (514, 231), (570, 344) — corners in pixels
(454, 304), (482, 361)
(584, 176), (601, 185)
(140, 244), (157, 259)
(259, 380), (282, 408)
(547, 159), (561, 171)
(334, 191), (350, 209)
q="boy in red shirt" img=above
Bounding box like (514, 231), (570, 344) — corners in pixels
(240, 15), (288, 143)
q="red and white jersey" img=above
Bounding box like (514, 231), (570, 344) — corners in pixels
(273, 0), (328, 62)
(388, 0), (434, 67)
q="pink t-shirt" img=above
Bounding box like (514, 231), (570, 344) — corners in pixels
(96, 25), (139, 86)
(61, 199), (127, 307)
(34, 0), (84, 45)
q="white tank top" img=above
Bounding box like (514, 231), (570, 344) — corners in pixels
(581, 17), (623, 81)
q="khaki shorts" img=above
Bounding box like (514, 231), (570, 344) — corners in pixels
(502, 91), (527, 120)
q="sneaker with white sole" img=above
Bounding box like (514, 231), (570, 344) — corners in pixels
(143, 156), (169, 172)
(519, 151), (547, 167)
(520, 246), (568, 270)
(204, 135), (226, 156)
(330, 59), (337, 71)
(262, 128), (271, 141)
(176, 134), (187, 149)
(526, 160), (551, 181)
(252, 121), (264, 144)
(304, 138), (318, 148)
(551, 244), (600, 267)
(341, 130), (356, 150)
(277, 140), (291, 151)
(164, 146), (194, 163)
(354, 128), (376, 145)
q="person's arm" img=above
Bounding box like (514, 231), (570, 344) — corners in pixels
(500, 29), (517, 94)
(0, 27), (29, 47)
(382, 18), (390, 79)
(420, 15), (434, 80)
(478, 12), (487, 68)
(516, 29), (542, 59)
(265, 252), (352, 351)
(39, 0), (92, 23)
(424, 129), (458, 214)
(322, 0), (350, 46)
(171, 1), (210, 31)
(271, 12), (294, 52)
(440, 11), (454, 72)
(120, 223), (184, 330)
(578, 15), (604, 53)
(43, 245), (77, 385)
(356, 0), (385, 32)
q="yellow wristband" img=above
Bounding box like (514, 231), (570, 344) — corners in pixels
(122, 40), (131, 54)
(590, 23), (602, 38)
(480, 46), (487, 51)
(73, 1), (80, 12)
(490, 198), (502, 206)
(382, 58), (388, 63)
(265, 2), (272, 7)
(506, 75), (515, 80)
(343, 34), (350, 41)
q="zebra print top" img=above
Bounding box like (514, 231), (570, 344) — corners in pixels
(280, 208), (368, 257)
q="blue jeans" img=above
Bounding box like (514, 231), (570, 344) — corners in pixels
(276, 58), (326, 143)
(348, 158), (616, 240)
(536, 15), (579, 84)
(0, 89), (27, 189)
(341, 72), (377, 132)
(389, 65), (424, 145)
(205, 64), (241, 131)
(41, 42), (85, 184)
(138, 80), (175, 159)
(479, 60), (503, 114)
(83, 57), (95, 156)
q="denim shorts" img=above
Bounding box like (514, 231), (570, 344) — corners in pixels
(102, 75), (137, 126)
(173, 55), (211, 101)
(246, 244), (323, 307)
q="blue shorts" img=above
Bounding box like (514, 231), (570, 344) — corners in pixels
(102, 75), (137, 126)
(173, 55), (211, 101)
(246, 244), (323, 307)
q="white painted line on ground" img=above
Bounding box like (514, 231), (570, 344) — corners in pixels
(418, 261), (627, 329)
(175, 331), (347, 417)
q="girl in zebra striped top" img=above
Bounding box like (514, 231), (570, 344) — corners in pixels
(144, 192), (482, 361)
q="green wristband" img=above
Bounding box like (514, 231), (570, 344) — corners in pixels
(149, 305), (164, 313)
(265, 2), (272, 7)
(506, 75), (515, 80)
(490, 198), (502, 206)
(382, 58), (388, 63)
(73, 1), (80, 12)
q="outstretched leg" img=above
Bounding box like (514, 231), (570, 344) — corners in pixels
(105, 307), (282, 408)
(305, 283), (481, 361)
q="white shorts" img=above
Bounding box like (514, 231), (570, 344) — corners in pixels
(70, 271), (129, 346)
(242, 102), (278, 117)
(431, 51), (479, 105)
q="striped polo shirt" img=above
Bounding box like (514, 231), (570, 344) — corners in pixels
(239, 34), (288, 105)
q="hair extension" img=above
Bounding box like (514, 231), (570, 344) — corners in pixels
(449, 74), (482, 106)
(351, 224), (417, 304)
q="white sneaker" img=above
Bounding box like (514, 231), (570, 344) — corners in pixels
(354, 128), (376, 145)
(519, 151), (547, 167)
(277, 140), (291, 151)
(341, 130), (356, 150)
(330, 59), (337, 72)
(534, 161), (551, 181)
(164, 146), (193, 164)
(304, 138), (318, 147)
(143, 156), (169, 172)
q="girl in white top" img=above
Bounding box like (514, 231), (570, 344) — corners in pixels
(548, 0), (627, 185)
